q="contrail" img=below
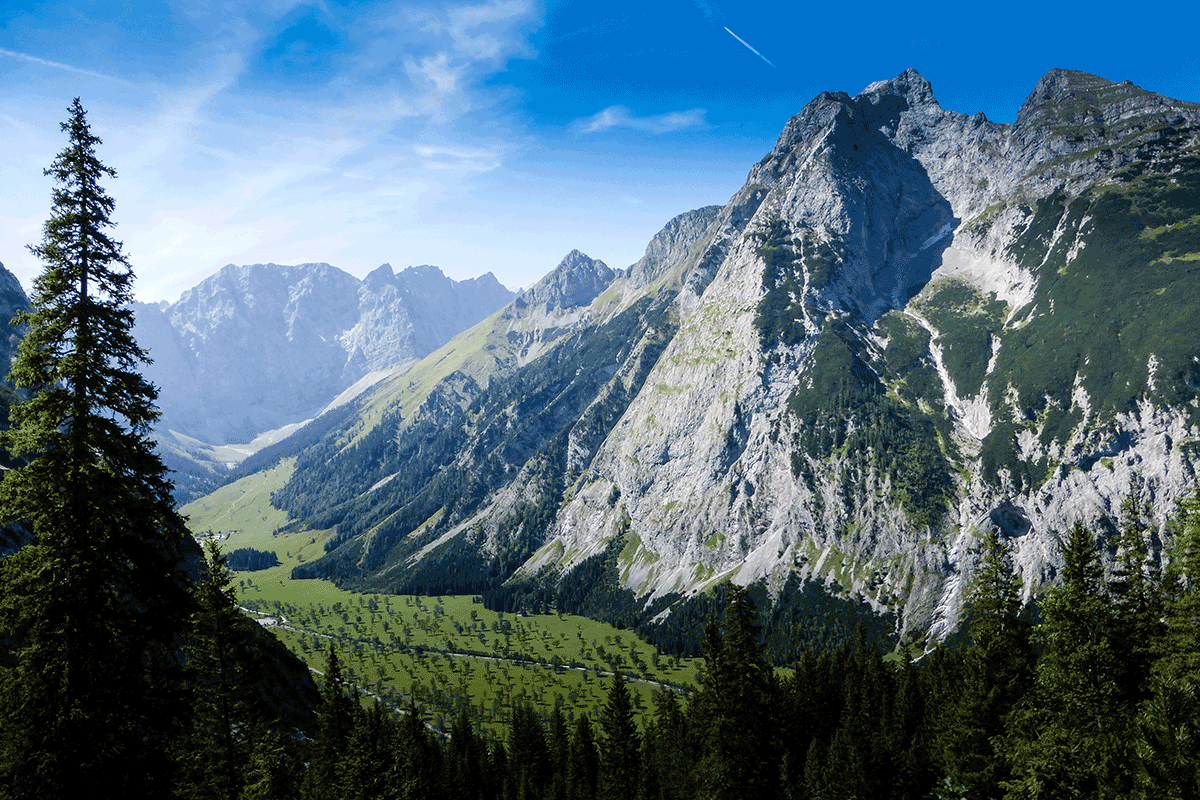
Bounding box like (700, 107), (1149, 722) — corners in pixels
(723, 27), (776, 68)
(0, 47), (131, 83)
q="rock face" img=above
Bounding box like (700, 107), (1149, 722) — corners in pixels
(133, 262), (514, 445)
(238, 69), (1200, 643)
(0, 262), (29, 375)
(0, 261), (31, 472)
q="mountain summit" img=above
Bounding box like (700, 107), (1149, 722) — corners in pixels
(208, 69), (1200, 644)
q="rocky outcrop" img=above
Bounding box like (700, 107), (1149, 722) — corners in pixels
(520, 250), (615, 312)
(626, 206), (722, 289)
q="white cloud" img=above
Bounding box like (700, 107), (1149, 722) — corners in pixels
(574, 106), (708, 134)
(447, 0), (536, 60)
(414, 144), (501, 172)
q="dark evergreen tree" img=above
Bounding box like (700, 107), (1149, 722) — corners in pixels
(641, 690), (693, 800)
(1137, 494), (1200, 799)
(598, 673), (640, 800)
(507, 701), (550, 800)
(394, 699), (444, 800)
(304, 644), (358, 799)
(0, 98), (193, 799)
(549, 695), (572, 800)
(176, 542), (258, 800)
(779, 648), (839, 800)
(1134, 675), (1200, 800)
(1111, 478), (1164, 703)
(446, 710), (488, 800)
(1002, 520), (1133, 799)
(939, 529), (1033, 799)
(568, 713), (600, 800)
(689, 582), (780, 800)
(340, 701), (400, 800)
(1156, 494), (1200, 683)
(241, 726), (303, 800)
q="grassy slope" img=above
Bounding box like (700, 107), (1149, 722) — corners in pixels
(183, 462), (704, 735)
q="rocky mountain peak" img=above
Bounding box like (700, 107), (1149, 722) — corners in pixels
(1016, 69), (1133, 126)
(0, 261), (29, 376)
(627, 206), (722, 289)
(1009, 69), (1200, 188)
(363, 262), (395, 289)
(859, 68), (940, 114)
(184, 68), (1200, 648)
(522, 250), (615, 312)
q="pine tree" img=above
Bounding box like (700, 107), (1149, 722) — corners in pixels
(642, 690), (693, 800)
(241, 726), (303, 800)
(1156, 493), (1200, 683)
(507, 701), (550, 800)
(1111, 477), (1164, 703)
(1002, 520), (1133, 799)
(446, 709), (487, 800)
(0, 98), (193, 799)
(690, 582), (780, 800)
(939, 530), (1033, 799)
(304, 644), (360, 798)
(568, 713), (600, 800)
(1137, 494), (1200, 799)
(550, 695), (572, 800)
(598, 672), (640, 800)
(175, 542), (259, 800)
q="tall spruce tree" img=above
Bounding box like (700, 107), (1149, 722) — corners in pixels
(939, 529), (1033, 799)
(690, 582), (780, 800)
(0, 98), (193, 799)
(598, 672), (640, 800)
(1002, 520), (1133, 799)
(1136, 494), (1200, 798)
(176, 542), (257, 800)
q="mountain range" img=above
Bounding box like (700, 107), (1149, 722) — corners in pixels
(7, 67), (1200, 646)
(128, 261), (515, 498)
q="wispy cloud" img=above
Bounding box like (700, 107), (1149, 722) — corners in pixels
(692, 0), (724, 26)
(0, 46), (134, 84)
(414, 144), (501, 172)
(574, 106), (707, 134)
(447, 0), (536, 60)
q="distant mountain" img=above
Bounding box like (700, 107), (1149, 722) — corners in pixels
(130, 262), (514, 501)
(0, 262), (29, 465)
(197, 69), (1200, 647)
(0, 262), (29, 378)
(134, 262), (514, 445)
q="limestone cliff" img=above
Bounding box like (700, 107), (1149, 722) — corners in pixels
(226, 69), (1200, 644)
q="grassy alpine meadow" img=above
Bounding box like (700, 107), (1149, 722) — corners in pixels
(182, 467), (703, 736)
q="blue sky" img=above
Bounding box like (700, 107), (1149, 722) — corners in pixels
(1, 0), (1196, 302)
